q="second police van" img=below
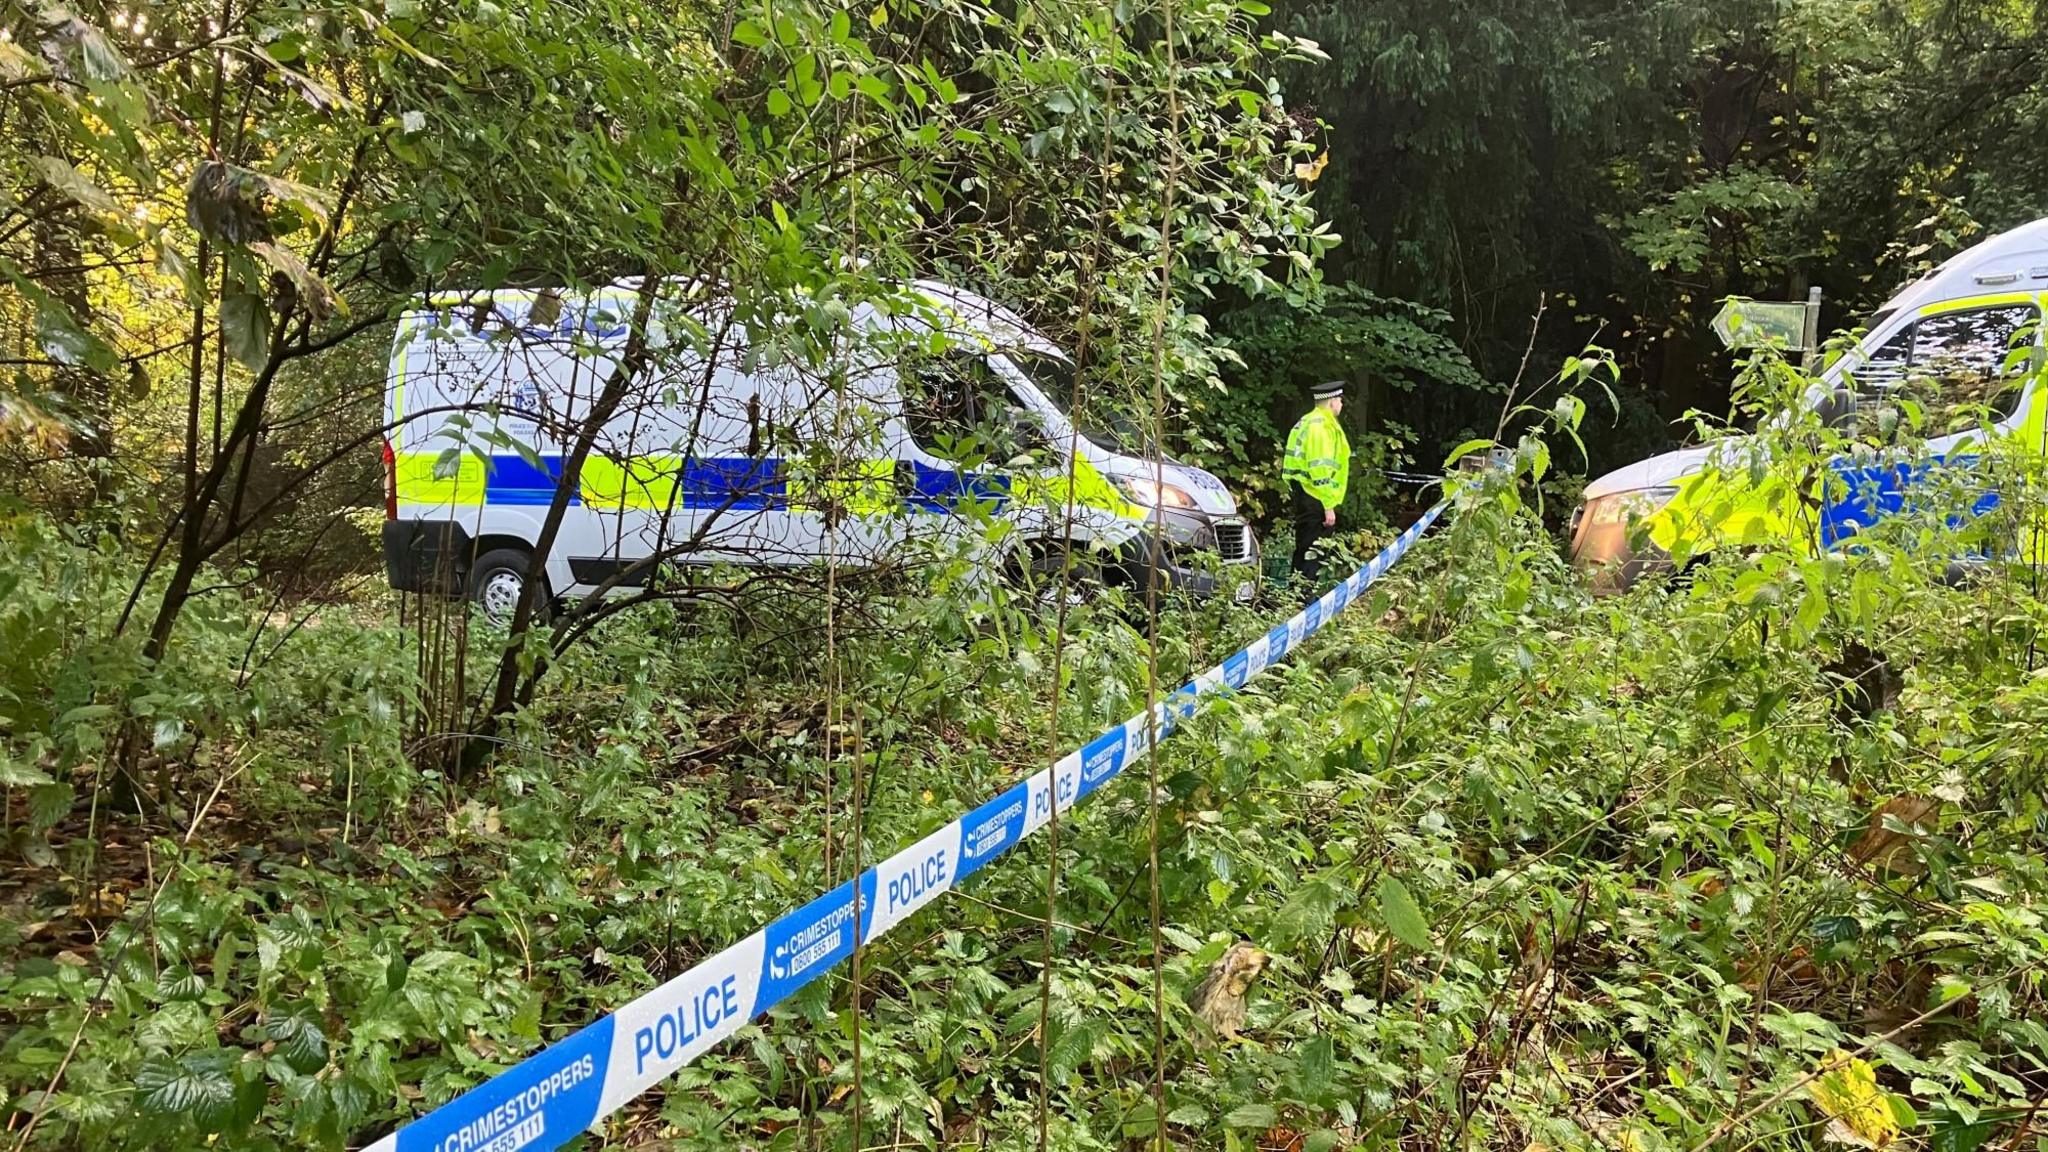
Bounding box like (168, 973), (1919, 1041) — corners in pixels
(1570, 215), (2048, 590)
(379, 280), (1262, 620)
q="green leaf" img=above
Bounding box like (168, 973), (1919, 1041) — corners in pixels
(0, 757), (54, 787)
(152, 717), (184, 749)
(1930, 1111), (1997, 1152)
(221, 292), (271, 370)
(1294, 1033), (1334, 1096)
(34, 301), (96, 370)
(1224, 1103), (1278, 1129)
(1377, 875), (1431, 950)
(767, 87), (793, 116)
(26, 787), (72, 834)
(267, 1005), (329, 1074)
(32, 156), (118, 216)
(1442, 437), (1495, 470)
(136, 1054), (237, 1126)
(248, 241), (343, 322)
(1044, 1018), (1098, 1083)
(1166, 1102), (1208, 1125)
(1812, 915), (1863, 945)
(1270, 871), (1343, 946)
(57, 702), (115, 727)
(510, 992), (542, 1042)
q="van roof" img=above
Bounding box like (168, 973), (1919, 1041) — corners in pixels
(403, 278), (1064, 357)
(906, 279), (1062, 357)
(1879, 215), (2048, 315)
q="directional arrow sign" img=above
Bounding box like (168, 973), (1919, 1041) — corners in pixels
(1710, 297), (1811, 350)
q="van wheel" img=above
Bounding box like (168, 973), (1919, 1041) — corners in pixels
(469, 548), (547, 627)
(1014, 541), (1107, 609)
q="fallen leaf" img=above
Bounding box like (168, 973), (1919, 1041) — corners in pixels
(1849, 796), (1938, 876)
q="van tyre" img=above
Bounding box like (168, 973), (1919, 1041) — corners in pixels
(468, 548), (547, 627)
(1015, 542), (1107, 609)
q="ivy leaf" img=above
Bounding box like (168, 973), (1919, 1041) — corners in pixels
(1376, 875), (1431, 950)
(221, 291), (271, 370)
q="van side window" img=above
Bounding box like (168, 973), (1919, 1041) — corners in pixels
(1851, 324), (1916, 393)
(903, 352), (1030, 459)
(1912, 304), (2035, 389)
(1851, 302), (2038, 438)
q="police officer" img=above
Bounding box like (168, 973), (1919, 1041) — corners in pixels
(1282, 380), (1350, 584)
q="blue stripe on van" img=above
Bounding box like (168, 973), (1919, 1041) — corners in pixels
(479, 454), (792, 510)
(472, 455), (1002, 513)
(685, 457), (785, 511)
(902, 460), (1009, 513)
(484, 453), (573, 506)
(1819, 452), (1999, 546)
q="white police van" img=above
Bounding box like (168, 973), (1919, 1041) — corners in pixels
(1570, 216), (2048, 590)
(380, 280), (1259, 619)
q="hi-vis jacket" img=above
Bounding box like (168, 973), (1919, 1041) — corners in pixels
(1283, 407), (1350, 511)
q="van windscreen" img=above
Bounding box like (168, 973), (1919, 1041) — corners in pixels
(1005, 351), (1175, 460)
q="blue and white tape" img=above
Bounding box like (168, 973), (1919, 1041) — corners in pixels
(366, 502), (1445, 1152)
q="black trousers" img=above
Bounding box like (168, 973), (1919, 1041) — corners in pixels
(1288, 479), (1330, 584)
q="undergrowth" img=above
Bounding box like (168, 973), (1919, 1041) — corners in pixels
(2, 467), (2046, 1152)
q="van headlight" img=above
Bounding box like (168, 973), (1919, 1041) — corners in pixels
(1581, 486), (1678, 527)
(1117, 475), (1196, 509)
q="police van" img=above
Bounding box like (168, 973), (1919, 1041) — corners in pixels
(380, 280), (1260, 620)
(1570, 216), (2048, 590)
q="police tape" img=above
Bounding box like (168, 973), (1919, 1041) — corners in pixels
(365, 501), (1447, 1152)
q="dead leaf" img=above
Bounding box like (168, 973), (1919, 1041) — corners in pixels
(1849, 796), (1938, 876)
(73, 886), (127, 919)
